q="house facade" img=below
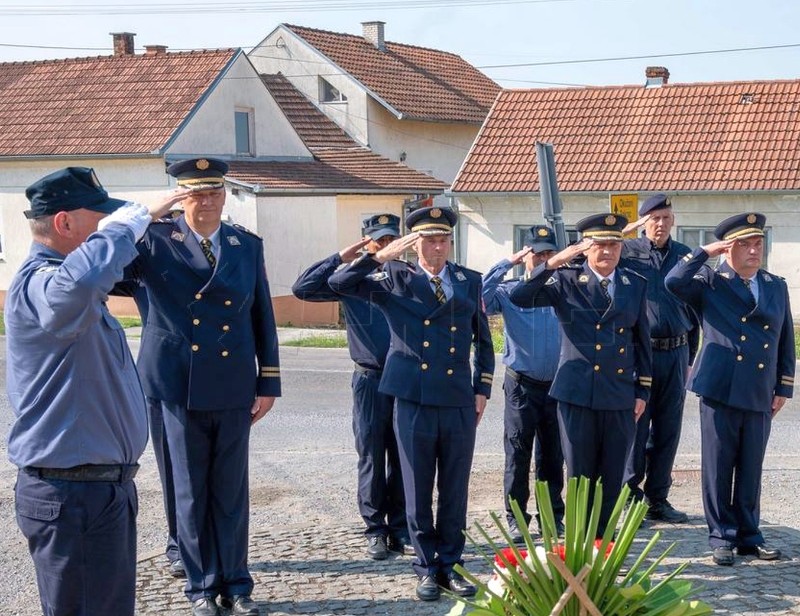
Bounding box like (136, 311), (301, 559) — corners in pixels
(451, 71), (800, 313)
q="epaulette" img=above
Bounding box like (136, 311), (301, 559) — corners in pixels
(619, 266), (646, 281)
(559, 263), (582, 270)
(233, 223), (262, 241)
(154, 209), (183, 223)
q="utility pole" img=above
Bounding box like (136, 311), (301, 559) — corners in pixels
(535, 141), (567, 249)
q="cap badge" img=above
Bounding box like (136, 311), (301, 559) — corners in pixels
(665, 197), (672, 206)
(537, 228), (549, 237)
(605, 215), (616, 226)
(430, 208), (442, 219)
(378, 215), (389, 225)
(196, 159), (210, 170)
(747, 214), (757, 224)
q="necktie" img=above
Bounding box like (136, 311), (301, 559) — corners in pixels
(200, 238), (217, 268)
(742, 277), (756, 304)
(431, 276), (446, 304)
(599, 278), (611, 304)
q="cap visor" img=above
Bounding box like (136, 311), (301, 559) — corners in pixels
(417, 229), (452, 236)
(531, 241), (558, 253)
(367, 228), (400, 240)
(85, 197), (129, 215)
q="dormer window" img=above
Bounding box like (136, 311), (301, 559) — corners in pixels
(320, 77), (347, 103)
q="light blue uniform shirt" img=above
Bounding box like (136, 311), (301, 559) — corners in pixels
(5, 224), (148, 468)
(482, 259), (560, 382)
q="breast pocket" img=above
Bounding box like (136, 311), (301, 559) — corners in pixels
(101, 308), (128, 367)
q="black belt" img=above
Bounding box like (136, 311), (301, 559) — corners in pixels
(506, 367), (552, 388)
(354, 363), (383, 377)
(24, 464), (139, 483)
(651, 333), (688, 351)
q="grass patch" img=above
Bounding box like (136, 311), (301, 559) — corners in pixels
(282, 333), (348, 348)
(116, 316), (142, 329)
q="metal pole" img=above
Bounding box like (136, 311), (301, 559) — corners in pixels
(535, 141), (567, 249)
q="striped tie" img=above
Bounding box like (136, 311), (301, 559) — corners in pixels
(431, 276), (446, 304)
(742, 277), (756, 304)
(599, 278), (611, 304)
(200, 238), (217, 268)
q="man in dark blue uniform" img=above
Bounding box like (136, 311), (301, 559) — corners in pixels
(292, 214), (412, 560)
(5, 167), (186, 615)
(666, 212), (794, 566)
(621, 194), (698, 523)
(510, 213), (652, 537)
(329, 206), (494, 602)
(127, 158), (281, 616)
(482, 225), (564, 542)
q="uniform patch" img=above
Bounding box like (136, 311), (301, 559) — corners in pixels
(621, 275), (630, 285)
(170, 231), (186, 242)
(720, 272), (731, 279)
(763, 273), (772, 282)
(578, 274), (589, 283)
(226, 235), (241, 246)
(454, 271), (467, 281)
(546, 276), (557, 285)
(368, 271), (389, 281)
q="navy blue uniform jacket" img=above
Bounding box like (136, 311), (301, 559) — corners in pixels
(291, 253), (389, 370)
(509, 262), (652, 410)
(328, 255), (494, 407)
(665, 248), (794, 411)
(127, 215), (281, 411)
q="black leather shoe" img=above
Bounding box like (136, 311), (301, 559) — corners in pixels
(387, 535), (415, 556)
(366, 535), (389, 560)
(191, 597), (220, 616)
(738, 544), (781, 560)
(416, 575), (441, 601)
(443, 572), (477, 597)
(712, 547), (735, 566)
(507, 519), (525, 544)
(168, 558), (186, 578)
(219, 595), (260, 616)
(646, 500), (689, 523)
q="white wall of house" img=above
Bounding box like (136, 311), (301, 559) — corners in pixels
(249, 29), (371, 146)
(456, 191), (800, 316)
(167, 54), (310, 159)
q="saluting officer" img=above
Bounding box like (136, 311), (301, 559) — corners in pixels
(665, 213), (794, 567)
(292, 214), (412, 560)
(510, 213), (652, 536)
(620, 194), (698, 523)
(328, 206), (494, 602)
(127, 158), (281, 616)
(482, 225), (565, 542)
(6, 167), (186, 616)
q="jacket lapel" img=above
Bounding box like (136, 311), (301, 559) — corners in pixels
(410, 263), (442, 311)
(718, 261), (756, 312)
(170, 216), (213, 280)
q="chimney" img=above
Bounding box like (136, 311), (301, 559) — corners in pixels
(144, 45), (168, 56)
(361, 21), (386, 51)
(645, 66), (670, 87)
(111, 32), (136, 56)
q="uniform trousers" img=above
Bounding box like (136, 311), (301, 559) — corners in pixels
(625, 345), (689, 502)
(394, 399), (476, 578)
(502, 372), (564, 526)
(557, 402), (636, 536)
(351, 368), (407, 539)
(147, 397), (179, 563)
(700, 397), (771, 549)
(15, 469), (138, 616)
(162, 403), (253, 601)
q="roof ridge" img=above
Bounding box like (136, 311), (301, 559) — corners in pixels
(503, 76), (800, 95)
(0, 48), (238, 68)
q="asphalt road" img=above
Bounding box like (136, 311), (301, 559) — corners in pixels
(1, 337), (800, 614)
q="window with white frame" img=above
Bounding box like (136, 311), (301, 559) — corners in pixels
(677, 226), (771, 269)
(319, 77), (347, 103)
(234, 109), (254, 156)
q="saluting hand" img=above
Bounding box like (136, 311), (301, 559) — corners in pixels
(510, 246), (533, 265)
(621, 215), (649, 235)
(374, 233), (419, 264)
(147, 188), (193, 221)
(475, 394), (488, 425)
(545, 238), (592, 269)
(339, 237), (372, 263)
(701, 239), (734, 257)
(251, 396), (275, 425)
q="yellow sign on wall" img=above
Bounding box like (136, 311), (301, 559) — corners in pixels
(609, 193), (638, 238)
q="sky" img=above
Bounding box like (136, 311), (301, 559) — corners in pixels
(1, 0), (799, 89)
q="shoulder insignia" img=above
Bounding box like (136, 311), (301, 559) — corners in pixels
(232, 223), (262, 241)
(156, 209), (183, 222)
(545, 276), (557, 286)
(454, 271), (467, 282)
(763, 273), (772, 282)
(368, 271), (389, 282)
(578, 274), (589, 284)
(693, 273), (705, 280)
(619, 267), (646, 281)
(621, 275), (630, 285)
(682, 254), (692, 263)
(170, 230), (186, 242)
(226, 235), (241, 246)
(34, 265), (58, 275)
(720, 271), (731, 279)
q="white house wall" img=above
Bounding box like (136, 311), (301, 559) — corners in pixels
(456, 192), (800, 317)
(249, 30), (371, 146)
(166, 54), (310, 159)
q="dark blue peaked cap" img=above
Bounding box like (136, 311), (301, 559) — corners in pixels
(714, 213), (766, 241)
(639, 193), (672, 216)
(24, 167), (127, 219)
(363, 214), (400, 240)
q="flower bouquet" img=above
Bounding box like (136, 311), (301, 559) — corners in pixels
(447, 476), (712, 615)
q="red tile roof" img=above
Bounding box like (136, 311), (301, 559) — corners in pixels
(225, 72), (446, 194)
(452, 80), (800, 193)
(0, 49), (237, 156)
(284, 24), (500, 124)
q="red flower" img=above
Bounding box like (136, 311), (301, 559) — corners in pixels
(495, 547), (527, 568)
(594, 539), (615, 558)
(552, 544), (567, 561)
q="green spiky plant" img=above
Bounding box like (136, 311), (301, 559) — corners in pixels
(448, 477), (712, 616)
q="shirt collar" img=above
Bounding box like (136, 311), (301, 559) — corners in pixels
(190, 225), (221, 247)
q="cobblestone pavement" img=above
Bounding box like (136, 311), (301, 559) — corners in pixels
(135, 501), (800, 615)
